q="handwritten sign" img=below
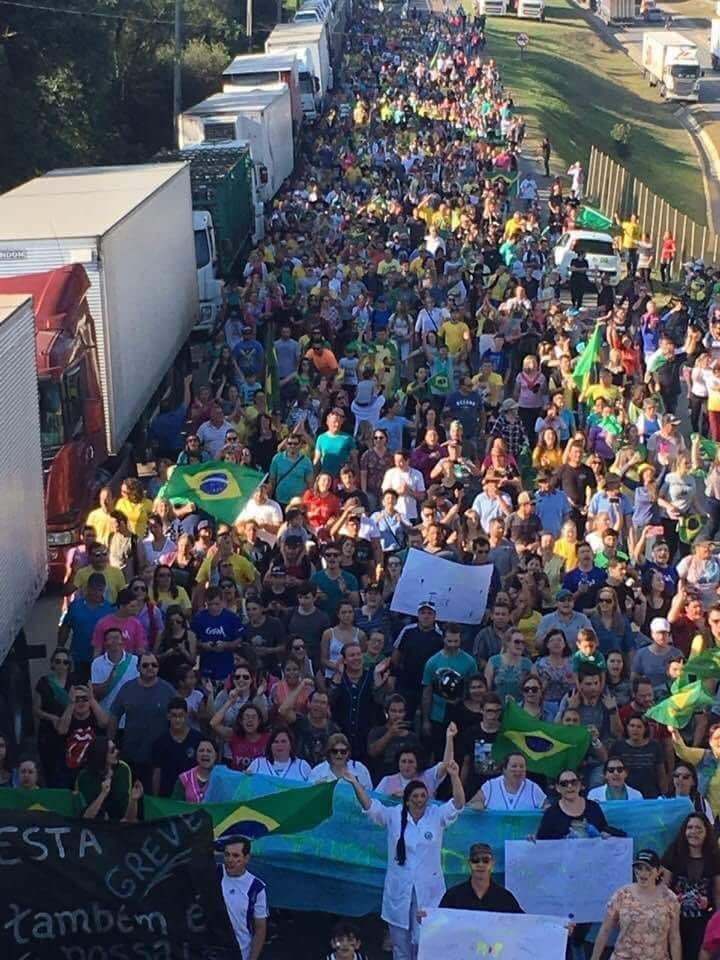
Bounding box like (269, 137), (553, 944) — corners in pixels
(390, 548), (493, 623)
(505, 837), (633, 922)
(0, 810), (236, 959)
(418, 907), (568, 960)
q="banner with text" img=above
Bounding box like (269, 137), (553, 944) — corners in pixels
(418, 908), (568, 960)
(0, 810), (236, 960)
(505, 837), (633, 922)
(390, 549), (493, 623)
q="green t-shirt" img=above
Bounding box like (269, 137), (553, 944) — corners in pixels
(75, 760), (132, 821)
(315, 431), (355, 476)
(422, 649), (477, 722)
(269, 451), (313, 505)
(310, 569), (359, 618)
(570, 649), (607, 673)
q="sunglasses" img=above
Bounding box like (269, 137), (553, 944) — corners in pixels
(374, 435), (386, 440)
(558, 778), (579, 787)
(673, 772), (692, 780)
(331, 747), (349, 755)
(53, 657), (70, 665)
(132, 585), (147, 592)
(325, 553), (340, 559)
(235, 673), (252, 681)
(292, 643), (305, 650)
(599, 597), (613, 603)
(607, 766), (625, 773)
(75, 696), (89, 702)
(470, 856), (493, 864)
(141, 663), (159, 669)
(523, 686), (540, 693)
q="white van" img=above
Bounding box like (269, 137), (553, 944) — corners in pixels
(553, 230), (622, 286)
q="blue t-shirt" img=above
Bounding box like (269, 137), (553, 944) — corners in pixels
(191, 609), (243, 681)
(444, 391), (483, 438)
(562, 566), (607, 593)
(375, 415), (413, 453)
(64, 598), (115, 663)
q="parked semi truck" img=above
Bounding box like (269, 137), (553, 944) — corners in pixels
(0, 293), (47, 736)
(154, 146), (264, 334)
(179, 85), (295, 202)
(265, 22), (333, 111)
(0, 164), (198, 580)
(477, 0), (544, 17)
(642, 31), (701, 101)
(599, 0), (637, 24)
(223, 51), (305, 131)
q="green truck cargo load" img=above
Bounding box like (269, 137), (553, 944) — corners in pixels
(155, 146), (255, 277)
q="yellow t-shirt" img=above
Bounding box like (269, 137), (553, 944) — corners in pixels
(554, 539), (578, 572)
(74, 564), (126, 603)
(377, 259), (400, 277)
(439, 321), (470, 356)
(583, 384), (621, 405)
(85, 508), (114, 546)
(155, 586), (192, 612)
(114, 497), (153, 538)
(503, 216), (524, 240)
(619, 221), (640, 250)
(472, 371), (503, 406)
(195, 553), (258, 587)
(516, 610), (543, 657)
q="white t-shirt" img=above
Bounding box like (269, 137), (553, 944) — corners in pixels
(246, 756), (311, 781)
(480, 775), (546, 811)
(221, 868), (268, 960)
(236, 499), (284, 546)
(587, 784), (645, 802)
(90, 652), (139, 711)
(376, 763), (445, 798)
(381, 467), (425, 521)
(309, 760), (373, 790)
(197, 419), (232, 458)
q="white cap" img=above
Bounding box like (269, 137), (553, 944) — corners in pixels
(650, 617), (671, 633)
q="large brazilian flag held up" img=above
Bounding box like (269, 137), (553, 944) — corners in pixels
(145, 780), (336, 842)
(164, 461), (265, 525)
(493, 701), (591, 777)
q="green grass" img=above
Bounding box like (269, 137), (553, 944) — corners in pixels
(474, 0), (707, 223)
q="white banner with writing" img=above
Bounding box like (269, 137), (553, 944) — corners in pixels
(390, 549), (493, 623)
(418, 907), (568, 960)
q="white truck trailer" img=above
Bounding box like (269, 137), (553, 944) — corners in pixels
(641, 31), (701, 101)
(0, 164), (198, 456)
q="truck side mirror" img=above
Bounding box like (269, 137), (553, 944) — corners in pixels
(314, 77), (320, 91)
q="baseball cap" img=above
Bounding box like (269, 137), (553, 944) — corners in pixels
(633, 849), (660, 869)
(418, 600), (436, 612)
(556, 588), (574, 601)
(196, 520), (212, 531)
(284, 534), (303, 545)
(661, 413), (681, 426)
(500, 398), (519, 412)
(650, 617), (671, 633)
(270, 565), (286, 576)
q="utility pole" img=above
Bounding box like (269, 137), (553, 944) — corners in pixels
(277, 0), (282, 27)
(246, 0), (253, 50)
(173, 0), (182, 148)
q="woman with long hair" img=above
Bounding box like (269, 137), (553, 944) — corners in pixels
(609, 714), (667, 798)
(154, 605), (197, 683)
(172, 739), (217, 803)
(661, 812), (720, 959)
(532, 426), (563, 470)
(666, 762), (714, 820)
(589, 588), (635, 656)
(321, 602), (366, 678)
(536, 629), (574, 716)
(591, 850), (681, 960)
(211, 702), (269, 772)
(345, 760), (465, 960)
(485, 630), (534, 701)
(302, 473), (341, 533)
(246, 726), (311, 781)
(151, 565), (191, 615)
(606, 650), (633, 707)
(0, 734), (14, 787)
(75, 736), (141, 821)
(33, 646), (74, 785)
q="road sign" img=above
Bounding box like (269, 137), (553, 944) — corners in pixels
(516, 32), (530, 47)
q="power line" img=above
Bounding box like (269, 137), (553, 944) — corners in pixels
(0, 0), (213, 27)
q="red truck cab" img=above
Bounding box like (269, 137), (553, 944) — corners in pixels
(0, 265), (107, 582)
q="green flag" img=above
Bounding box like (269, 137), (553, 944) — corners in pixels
(164, 461), (264, 525)
(692, 433), (719, 461)
(576, 206), (613, 232)
(145, 780), (336, 842)
(492, 700), (591, 777)
(572, 322), (604, 395)
(645, 680), (715, 729)
(683, 647), (720, 680)
(0, 787), (82, 816)
(265, 324), (280, 409)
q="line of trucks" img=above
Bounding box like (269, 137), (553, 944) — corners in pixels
(0, 0), (351, 700)
(475, 0), (546, 20)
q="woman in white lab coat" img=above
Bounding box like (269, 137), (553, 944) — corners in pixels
(344, 760), (465, 960)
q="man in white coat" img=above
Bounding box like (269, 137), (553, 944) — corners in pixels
(344, 760), (465, 960)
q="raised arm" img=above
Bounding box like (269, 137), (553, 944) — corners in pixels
(343, 769), (372, 811)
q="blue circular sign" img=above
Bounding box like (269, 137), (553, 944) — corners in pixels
(199, 472), (229, 497)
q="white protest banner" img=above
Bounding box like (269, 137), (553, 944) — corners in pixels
(505, 837), (633, 922)
(418, 907), (568, 960)
(390, 549), (492, 623)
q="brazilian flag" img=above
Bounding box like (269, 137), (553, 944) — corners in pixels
(164, 461), (264, 525)
(576, 206), (613, 232)
(0, 787), (82, 816)
(645, 679), (715, 730)
(682, 647), (720, 681)
(492, 701), (591, 777)
(145, 780), (336, 843)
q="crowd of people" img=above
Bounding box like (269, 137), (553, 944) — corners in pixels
(8, 0), (720, 958)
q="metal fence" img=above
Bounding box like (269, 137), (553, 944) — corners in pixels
(585, 145), (720, 279)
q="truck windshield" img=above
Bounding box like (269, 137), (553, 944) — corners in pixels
(38, 379), (65, 451)
(671, 64), (699, 79)
(575, 239), (615, 256)
(194, 228), (211, 269)
(299, 74), (315, 95)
